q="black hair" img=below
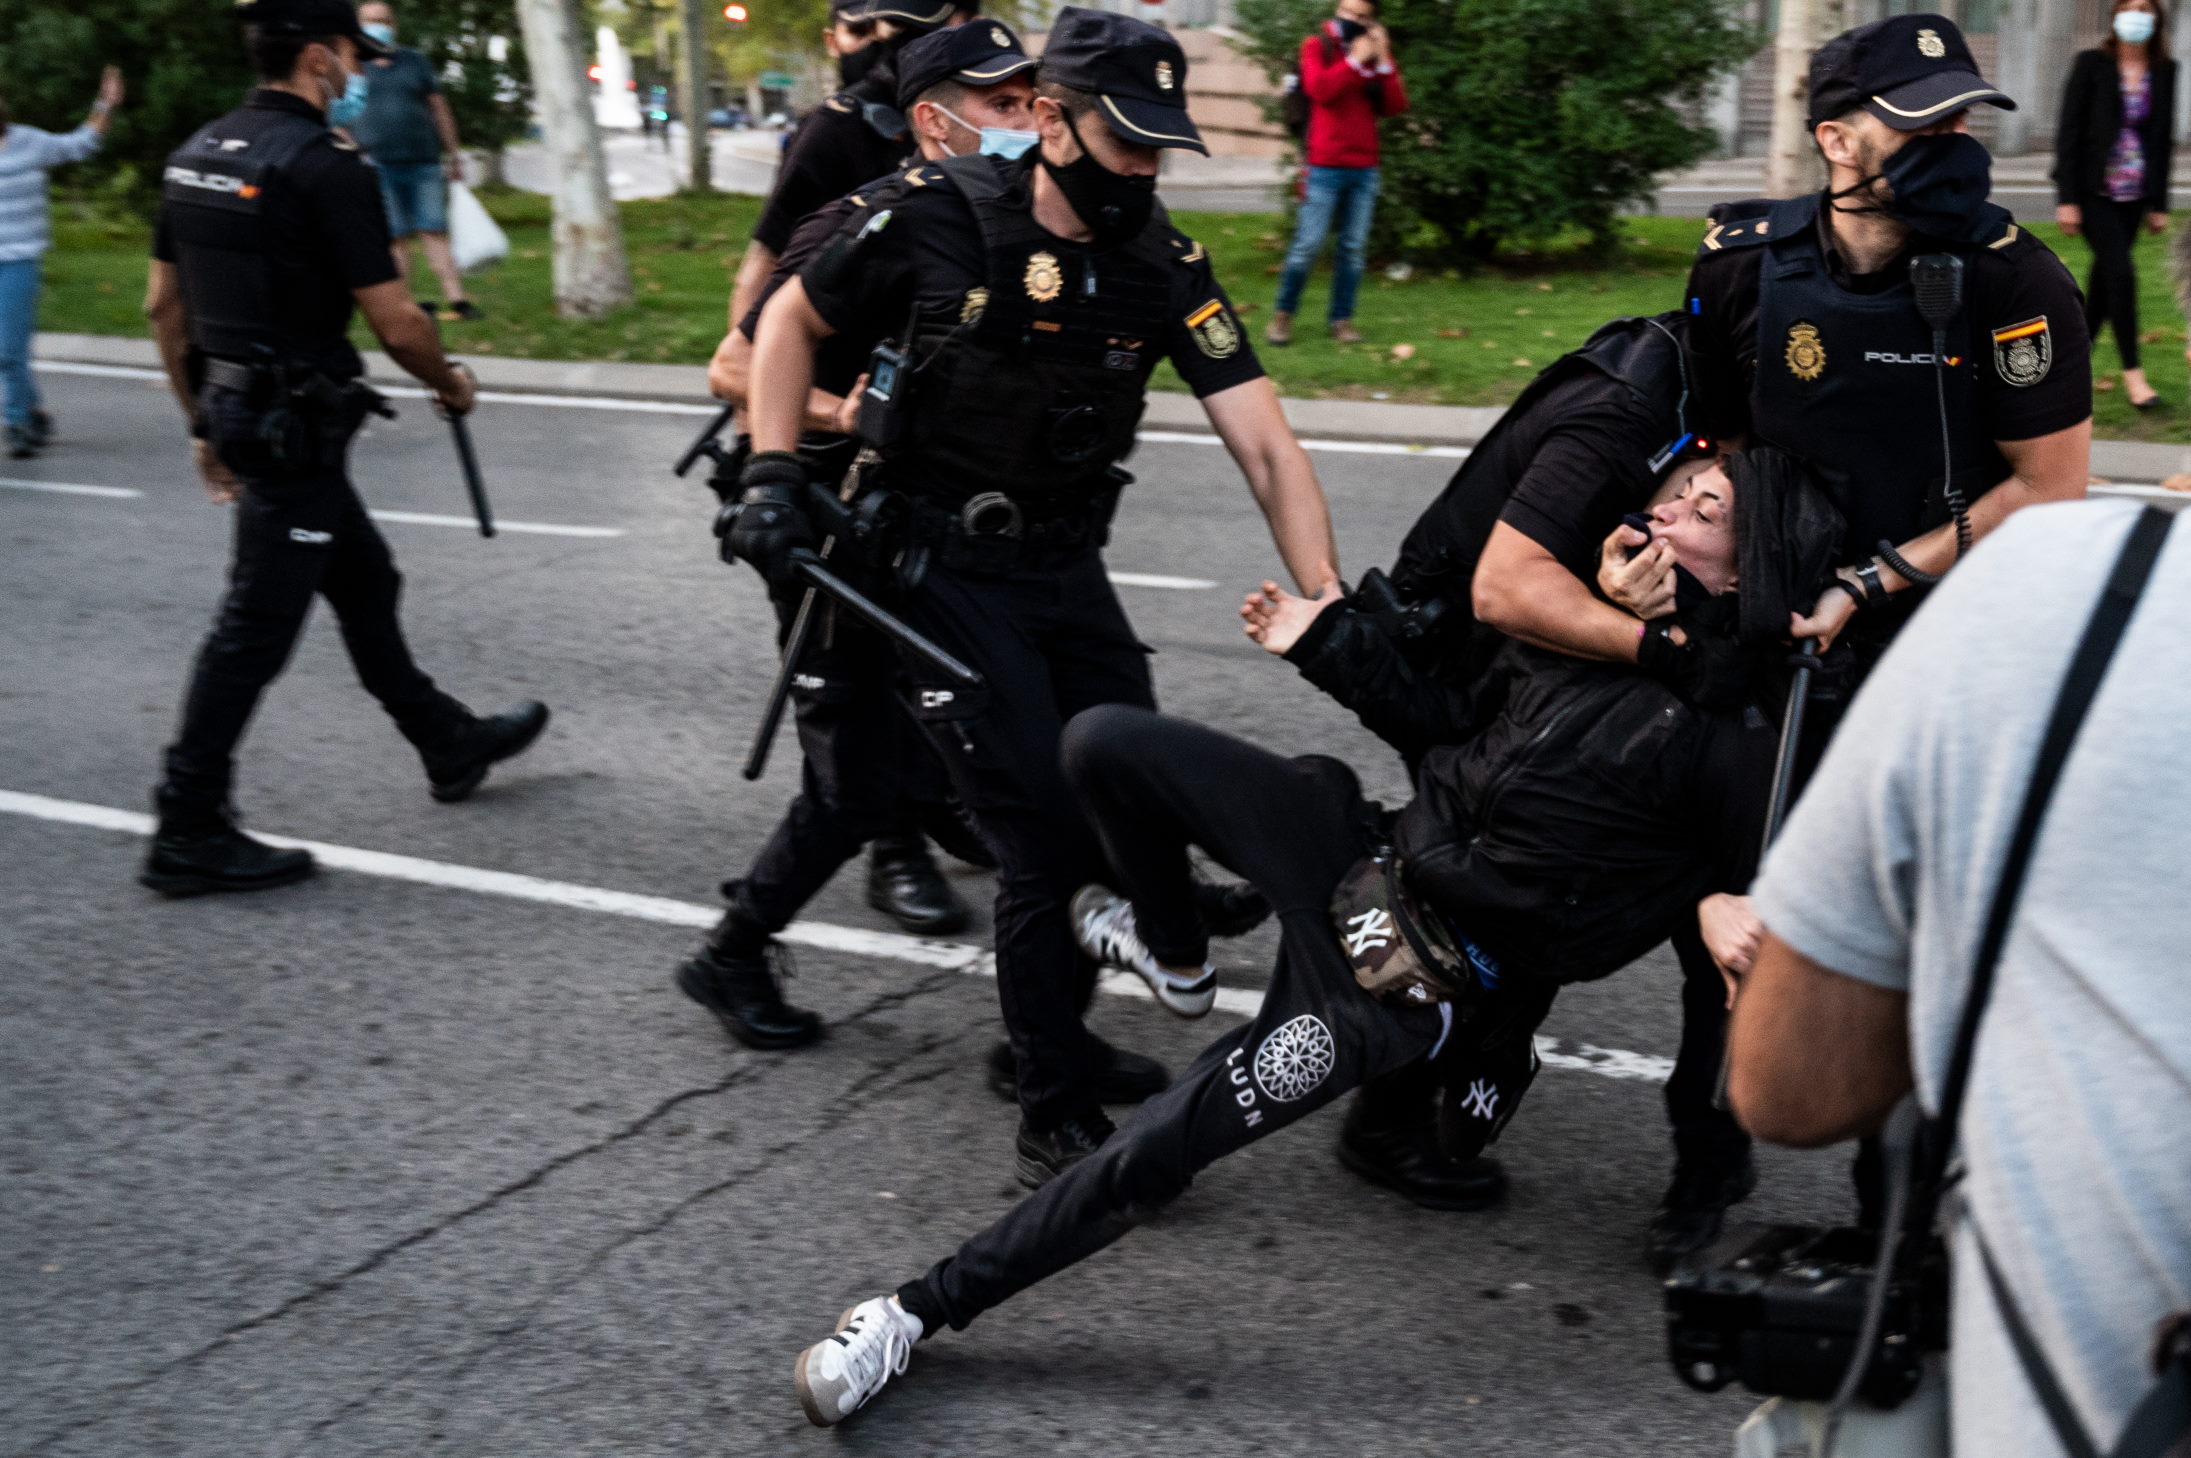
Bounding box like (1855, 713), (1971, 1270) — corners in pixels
(245, 25), (343, 82)
(913, 78), (975, 117)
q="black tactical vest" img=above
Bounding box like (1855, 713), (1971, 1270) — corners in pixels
(888, 154), (1182, 510)
(159, 102), (360, 377)
(1717, 192), (2007, 560)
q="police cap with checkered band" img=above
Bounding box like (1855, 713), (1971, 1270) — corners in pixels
(1037, 6), (1208, 155)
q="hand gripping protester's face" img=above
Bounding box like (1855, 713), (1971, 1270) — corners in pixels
(1645, 462), (1741, 597)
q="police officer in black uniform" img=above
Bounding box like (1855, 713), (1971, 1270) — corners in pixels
(732, 9), (1345, 1186)
(140, 0), (547, 896)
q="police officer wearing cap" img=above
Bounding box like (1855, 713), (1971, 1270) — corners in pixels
(139, 0), (547, 897)
(735, 7), (1343, 1186)
(675, 22), (1043, 1048)
(726, 0), (958, 332)
(1668, 14), (2091, 672)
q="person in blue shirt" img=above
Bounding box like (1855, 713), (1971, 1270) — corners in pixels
(351, 1), (479, 322)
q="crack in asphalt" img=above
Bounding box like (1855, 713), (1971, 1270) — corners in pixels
(9, 969), (969, 1458)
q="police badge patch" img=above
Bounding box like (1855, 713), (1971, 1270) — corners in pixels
(1024, 251), (1063, 303)
(1993, 316), (2051, 387)
(960, 286), (989, 323)
(1187, 299), (1239, 358)
(1917, 27), (1946, 57)
(1784, 320), (1826, 382)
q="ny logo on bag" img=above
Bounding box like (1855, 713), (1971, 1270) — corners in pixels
(1343, 907), (1394, 957)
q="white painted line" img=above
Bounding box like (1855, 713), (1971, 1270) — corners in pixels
(1, 477), (143, 498)
(1108, 571), (1218, 591)
(0, 787), (1670, 1086)
(374, 383), (722, 417)
(32, 361), (165, 382)
(368, 509), (625, 538)
(1137, 428), (1470, 460)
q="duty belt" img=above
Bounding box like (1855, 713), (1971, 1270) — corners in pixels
(909, 492), (1108, 574)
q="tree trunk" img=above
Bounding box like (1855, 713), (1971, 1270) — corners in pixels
(1765, 0), (1822, 198)
(514, 0), (633, 318)
(678, 0), (713, 192)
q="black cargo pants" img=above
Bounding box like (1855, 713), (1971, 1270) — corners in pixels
(896, 706), (1551, 1334)
(159, 383), (464, 819)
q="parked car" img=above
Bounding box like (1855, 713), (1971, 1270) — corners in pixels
(707, 105), (751, 130)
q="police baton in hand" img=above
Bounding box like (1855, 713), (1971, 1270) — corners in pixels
(435, 365), (494, 538)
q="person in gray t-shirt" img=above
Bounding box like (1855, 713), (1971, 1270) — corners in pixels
(1730, 499), (2191, 1457)
(352, 1), (476, 321)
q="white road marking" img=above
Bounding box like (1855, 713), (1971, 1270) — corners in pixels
(0, 787), (1670, 1085)
(1108, 571), (1218, 591)
(1, 477), (144, 498)
(368, 509), (626, 538)
(34, 361), (1474, 459)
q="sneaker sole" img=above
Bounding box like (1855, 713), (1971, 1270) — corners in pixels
(138, 859), (317, 899)
(1335, 1138), (1506, 1212)
(1134, 964), (1215, 1019)
(430, 708), (552, 804)
(1014, 1150), (1060, 1190)
(792, 1305), (867, 1426)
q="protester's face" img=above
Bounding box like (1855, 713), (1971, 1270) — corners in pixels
(1647, 461), (1738, 594)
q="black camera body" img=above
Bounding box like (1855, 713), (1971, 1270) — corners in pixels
(1665, 1221), (1946, 1408)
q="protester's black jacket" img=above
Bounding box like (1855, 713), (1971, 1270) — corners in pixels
(2054, 48), (2180, 210)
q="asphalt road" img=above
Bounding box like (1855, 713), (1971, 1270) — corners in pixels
(1, 366), (1859, 1456)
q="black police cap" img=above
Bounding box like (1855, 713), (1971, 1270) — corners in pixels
(234, 0), (391, 58)
(841, 0), (957, 32)
(896, 21), (1037, 111)
(1038, 6), (1207, 155)
(1808, 14), (2014, 130)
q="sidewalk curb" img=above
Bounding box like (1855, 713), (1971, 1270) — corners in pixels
(35, 330), (2191, 479)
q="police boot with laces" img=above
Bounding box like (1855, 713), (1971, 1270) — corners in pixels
(1015, 1106), (1117, 1189)
(865, 832), (970, 935)
(984, 1035), (1170, 1104)
(1336, 1096), (1508, 1211)
(1646, 1153), (1757, 1274)
(140, 799), (316, 898)
(676, 931), (822, 1050)
(418, 700), (550, 803)
(793, 1295), (924, 1426)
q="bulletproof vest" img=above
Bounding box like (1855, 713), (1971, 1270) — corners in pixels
(159, 102), (355, 376)
(889, 154), (1180, 509)
(1724, 192), (2007, 559)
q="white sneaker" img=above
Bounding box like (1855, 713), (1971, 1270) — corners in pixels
(794, 1295), (923, 1427)
(1070, 884), (1216, 1018)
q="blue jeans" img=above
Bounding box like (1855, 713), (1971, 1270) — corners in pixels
(375, 160), (448, 236)
(1274, 165), (1381, 323)
(0, 257), (42, 430)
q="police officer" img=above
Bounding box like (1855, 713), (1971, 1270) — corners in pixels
(734, 8), (1343, 1186)
(676, 22), (1042, 1051)
(140, 0), (546, 896)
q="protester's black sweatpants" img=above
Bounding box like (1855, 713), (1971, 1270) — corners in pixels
(160, 411), (463, 817)
(2079, 194), (2149, 371)
(889, 548), (1156, 1130)
(896, 706), (1553, 1334)
(720, 586), (956, 937)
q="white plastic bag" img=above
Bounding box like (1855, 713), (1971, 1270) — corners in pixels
(447, 181), (509, 273)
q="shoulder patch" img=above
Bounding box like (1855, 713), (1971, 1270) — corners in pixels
(1185, 299), (1241, 358)
(902, 165), (942, 188)
(1989, 222), (2021, 249)
(1173, 236), (1207, 265)
(330, 135), (360, 152)
(824, 95), (856, 115)
(1992, 315), (2052, 387)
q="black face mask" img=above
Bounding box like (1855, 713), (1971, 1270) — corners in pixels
(1334, 17), (1369, 41)
(838, 38), (889, 89)
(1043, 112), (1158, 247)
(1830, 131), (1994, 241)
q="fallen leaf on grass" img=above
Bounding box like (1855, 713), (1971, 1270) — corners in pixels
(1514, 306), (1534, 316)
(1391, 343), (1416, 360)
(1536, 282), (1554, 292)
(2096, 378), (2117, 390)
(1540, 329), (1556, 337)
(1512, 357), (1533, 368)
(1437, 327), (1467, 338)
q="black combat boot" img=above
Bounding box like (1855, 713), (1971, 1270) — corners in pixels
(1646, 1154), (1758, 1274)
(140, 796), (316, 898)
(865, 831), (969, 935)
(1337, 1095), (1508, 1211)
(418, 700), (550, 803)
(1014, 1107), (1117, 1189)
(985, 1036), (1170, 1105)
(676, 920), (823, 1051)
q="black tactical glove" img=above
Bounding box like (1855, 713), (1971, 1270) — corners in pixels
(1637, 616), (1754, 712)
(717, 451), (815, 588)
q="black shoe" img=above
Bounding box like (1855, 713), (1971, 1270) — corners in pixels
(985, 1037), (1171, 1104)
(25, 409), (53, 448)
(6, 425), (36, 460)
(865, 832), (969, 935)
(141, 820), (317, 898)
(1337, 1104), (1508, 1210)
(1015, 1108), (1116, 1189)
(441, 300), (485, 322)
(1646, 1155), (1759, 1275)
(918, 798), (996, 870)
(421, 700), (550, 803)
(417, 300), (439, 318)
(676, 942), (823, 1050)
(1194, 879), (1271, 938)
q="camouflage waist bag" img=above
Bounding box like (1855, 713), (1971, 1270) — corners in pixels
(1330, 855), (1497, 1006)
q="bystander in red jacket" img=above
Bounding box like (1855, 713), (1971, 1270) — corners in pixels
(1299, 18), (1408, 169)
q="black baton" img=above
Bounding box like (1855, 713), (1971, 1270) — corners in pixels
(447, 412), (494, 538)
(788, 551), (982, 687)
(675, 402), (738, 478)
(741, 586), (821, 782)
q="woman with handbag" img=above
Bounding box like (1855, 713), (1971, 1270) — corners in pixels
(2054, 0), (2178, 410)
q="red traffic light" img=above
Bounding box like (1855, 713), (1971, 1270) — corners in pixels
(587, 63), (603, 80)
(724, 3), (748, 18)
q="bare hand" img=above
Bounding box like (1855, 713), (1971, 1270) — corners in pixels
(96, 66), (125, 110)
(1368, 23), (1392, 61)
(1348, 32), (1378, 64)
(1697, 892), (1762, 1009)
(1598, 523), (1675, 619)
(2148, 210), (2170, 235)
(433, 361), (477, 418)
(192, 439), (241, 505)
(2055, 202), (2082, 237)
(1240, 578), (1344, 656)
(1789, 582), (1858, 653)
(444, 154), (463, 183)
(832, 373), (869, 437)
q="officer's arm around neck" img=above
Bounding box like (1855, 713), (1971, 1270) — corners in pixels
(748, 279), (838, 455)
(1200, 377), (1340, 595)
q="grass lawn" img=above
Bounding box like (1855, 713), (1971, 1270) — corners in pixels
(39, 186), (2191, 442)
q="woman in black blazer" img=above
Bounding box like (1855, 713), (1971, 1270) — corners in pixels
(2054, 0), (2178, 408)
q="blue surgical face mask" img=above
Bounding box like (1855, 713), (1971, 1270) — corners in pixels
(933, 101), (1039, 159)
(2115, 9), (2158, 44)
(328, 70), (369, 127)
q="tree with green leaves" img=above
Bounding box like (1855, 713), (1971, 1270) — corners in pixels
(389, 0), (533, 177)
(1234, 0), (1756, 261)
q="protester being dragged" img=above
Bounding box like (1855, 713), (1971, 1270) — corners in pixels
(351, 1), (480, 322)
(1266, 0), (1406, 348)
(2054, 0), (2176, 409)
(784, 444), (1841, 1428)
(0, 65), (123, 460)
